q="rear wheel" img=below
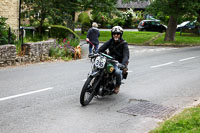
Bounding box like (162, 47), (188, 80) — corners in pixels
(80, 76), (97, 106)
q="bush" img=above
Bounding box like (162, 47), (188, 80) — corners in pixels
(50, 25), (80, 44)
(14, 40), (22, 55)
(122, 8), (134, 28)
(0, 17), (8, 45)
(111, 18), (125, 27)
(0, 17), (16, 45)
(49, 38), (79, 61)
(78, 12), (91, 33)
(24, 33), (49, 43)
(92, 12), (111, 28)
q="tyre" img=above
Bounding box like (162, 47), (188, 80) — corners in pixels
(80, 76), (97, 106)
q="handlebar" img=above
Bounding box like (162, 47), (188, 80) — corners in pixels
(88, 52), (115, 59)
(89, 52), (126, 70)
(88, 53), (98, 58)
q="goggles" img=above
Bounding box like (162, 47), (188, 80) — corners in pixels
(113, 32), (121, 35)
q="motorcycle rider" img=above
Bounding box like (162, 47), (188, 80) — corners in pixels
(96, 26), (129, 94)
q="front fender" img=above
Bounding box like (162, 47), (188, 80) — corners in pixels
(89, 70), (101, 78)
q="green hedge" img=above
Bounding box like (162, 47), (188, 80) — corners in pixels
(50, 25), (80, 43)
(78, 12), (91, 27)
(78, 12), (91, 33)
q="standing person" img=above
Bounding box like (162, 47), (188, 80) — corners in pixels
(96, 26), (129, 94)
(86, 22), (100, 54)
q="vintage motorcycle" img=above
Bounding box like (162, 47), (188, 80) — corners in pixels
(80, 52), (127, 106)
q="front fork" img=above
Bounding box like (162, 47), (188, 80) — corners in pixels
(89, 70), (104, 92)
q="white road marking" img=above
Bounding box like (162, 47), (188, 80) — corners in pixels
(132, 48), (178, 54)
(127, 70), (133, 73)
(0, 87), (54, 102)
(150, 62), (174, 68)
(179, 57), (196, 62)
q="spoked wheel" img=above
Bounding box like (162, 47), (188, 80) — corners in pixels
(80, 76), (97, 106)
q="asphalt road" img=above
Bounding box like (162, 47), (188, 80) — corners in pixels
(0, 45), (200, 133)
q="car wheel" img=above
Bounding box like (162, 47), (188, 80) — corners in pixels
(161, 29), (166, 33)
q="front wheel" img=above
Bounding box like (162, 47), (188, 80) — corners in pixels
(80, 76), (97, 106)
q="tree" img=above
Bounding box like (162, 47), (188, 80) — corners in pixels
(22, 0), (53, 34)
(22, 0), (149, 32)
(51, 0), (83, 29)
(50, 0), (118, 29)
(197, 9), (200, 34)
(146, 0), (200, 41)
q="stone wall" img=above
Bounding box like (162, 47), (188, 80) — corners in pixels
(20, 39), (56, 63)
(0, 45), (16, 67)
(0, 0), (19, 32)
(0, 39), (56, 67)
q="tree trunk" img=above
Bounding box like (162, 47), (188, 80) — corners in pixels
(71, 11), (76, 31)
(164, 16), (178, 41)
(197, 9), (200, 35)
(39, 19), (44, 35)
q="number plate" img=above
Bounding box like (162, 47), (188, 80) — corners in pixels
(94, 56), (106, 69)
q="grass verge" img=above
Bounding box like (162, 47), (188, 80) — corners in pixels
(150, 105), (200, 133)
(152, 32), (200, 46)
(76, 31), (159, 44)
(77, 31), (200, 46)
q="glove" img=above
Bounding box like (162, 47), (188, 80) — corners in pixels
(118, 64), (126, 70)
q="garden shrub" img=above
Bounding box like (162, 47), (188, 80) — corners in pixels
(122, 8), (134, 28)
(50, 25), (80, 44)
(78, 12), (91, 33)
(111, 18), (125, 27)
(92, 12), (111, 28)
(49, 38), (78, 61)
(49, 25), (80, 60)
(0, 17), (16, 45)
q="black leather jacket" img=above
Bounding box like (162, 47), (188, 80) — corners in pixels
(97, 38), (129, 65)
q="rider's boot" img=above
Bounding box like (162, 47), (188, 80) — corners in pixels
(114, 85), (120, 94)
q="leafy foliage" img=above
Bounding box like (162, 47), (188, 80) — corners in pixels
(0, 17), (16, 45)
(146, 0), (200, 22)
(50, 25), (80, 44)
(49, 38), (79, 61)
(22, 0), (54, 34)
(0, 17), (8, 45)
(122, 8), (134, 28)
(78, 12), (91, 29)
(145, 0), (200, 41)
(111, 18), (125, 27)
(92, 12), (112, 28)
(24, 33), (49, 43)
